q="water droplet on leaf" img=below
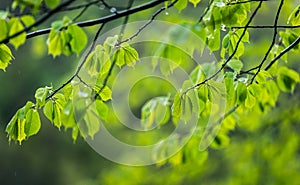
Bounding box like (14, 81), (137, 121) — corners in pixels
(110, 7), (117, 13)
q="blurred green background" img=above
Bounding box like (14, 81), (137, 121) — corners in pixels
(1, 1), (300, 184)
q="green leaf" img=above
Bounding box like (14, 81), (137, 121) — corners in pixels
(47, 30), (65, 57)
(224, 73), (235, 107)
(171, 92), (182, 124)
(114, 43), (139, 68)
(35, 86), (52, 107)
(94, 85), (112, 101)
(20, 15), (35, 27)
(288, 5), (300, 26)
(8, 18), (26, 49)
(24, 109), (41, 137)
(141, 96), (170, 128)
(189, 0), (201, 7)
(45, 0), (60, 9)
(84, 45), (111, 77)
(211, 134), (230, 149)
(43, 94), (66, 129)
(78, 106), (100, 139)
(72, 126), (79, 142)
(67, 24), (88, 55)
(174, 0), (188, 12)
(0, 44), (14, 71)
(277, 67), (300, 93)
(227, 59), (243, 73)
(181, 94), (193, 123)
(206, 29), (220, 52)
(256, 70), (271, 84)
(114, 48), (125, 67)
(61, 100), (76, 129)
(236, 82), (247, 104)
(245, 90), (256, 109)
(95, 99), (109, 121)
(6, 101), (36, 144)
(104, 35), (118, 54)
(0, 19), (8, 41)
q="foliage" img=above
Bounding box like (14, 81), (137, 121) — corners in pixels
(1, 0), (300, 184)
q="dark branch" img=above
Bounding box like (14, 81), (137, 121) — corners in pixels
(0, 0), (75, 44)
(198, 0), (214, 23)
(185, 0), (264, 93)
(231, 25), (300, 29)
(45, 23), (106, 101)
(250, 0), (284, 84)
(264, 36), (300, 71)
(26, 0), (167, 40)
(119, 0), (178, 45)
(226, 0), (269, 5)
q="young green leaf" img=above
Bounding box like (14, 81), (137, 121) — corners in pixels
(24, 109), (41, 137)
(288, 5), (300, 26)
(20, 15), (35, 27)
(8, 18), (26, 49)
(104, 35), (118, 54)
(95, 99), (109, 121)
(35, 86), (52, 107)
(171, 92), (182, 124)
(227, 59), (243, 73)
(174, 0), (188, 12)
(43, 94), (66, 129)
(6, 101), (37, 144)
(236, 82), (247, 104)
(276, 67), (300, 93)
(67, 24), (88, 55)
(47, 30), (65, 57)
(45, 0), (60, 9)
(61, 100), (77, 129)
(0, 19), (8, 41)
(114, 43), (139, 68)
(181, 94), (193, 123)
(245, 90), (256, 109)
(0, 44), (14, 71)
(189, 0), (201, 7)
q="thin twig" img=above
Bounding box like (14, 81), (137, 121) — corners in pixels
(0, 0), (75, 44)
(118, 0), (177, 45)
(226, 0), (269, 6)
(264, 36), (300, 71)
(250, 0), (284, 84)
(62, 0), (101, 11)
(231, 25), (300, 29)
(26, 0), (167, 40)
(45, 23), (106, 101)
(185, 0), (264, 93)
(198, 0), (214, 23)
(118, 0), (135, 41)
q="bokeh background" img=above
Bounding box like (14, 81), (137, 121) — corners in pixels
(1, 0), (300, 184)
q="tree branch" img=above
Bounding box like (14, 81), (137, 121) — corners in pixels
(118, 0), (178, 45)
(0, 0), (75, 44)
(264, 36), (300, 71)
(185, 0), (264, 93)
(198, 0), (214, 23)
(45, 23), (106, 101)
(26, 0), (167, 40)
(250, 0), (284, 84)
(231, 25), (300, 29)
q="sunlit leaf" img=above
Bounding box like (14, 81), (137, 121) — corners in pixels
(174, 0), (188, 12)
(0, 44), (14, 71)
(189, 0), (201, 7)
(67, 24), (88, 55)
(8, 18), (26, 49)
(277, 67), (300, 93)
(45, 0), (60, 9)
